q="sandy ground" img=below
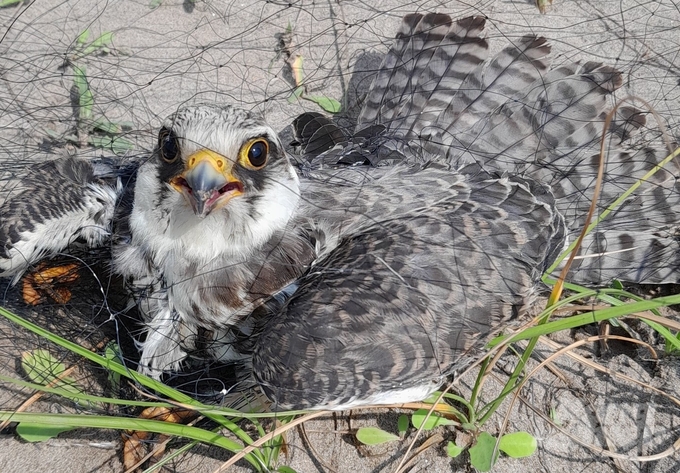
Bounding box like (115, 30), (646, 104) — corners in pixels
(0, 0), (679, 471)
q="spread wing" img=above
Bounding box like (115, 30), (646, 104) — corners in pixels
(294, 12), (680, 286)
(0, 154), (130, 283)
(265, 13), (680, 409)
(254, 165), (565, 410)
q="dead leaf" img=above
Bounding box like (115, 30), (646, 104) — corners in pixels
(22, 263), (80, 305)
(122, 407), (197, 472)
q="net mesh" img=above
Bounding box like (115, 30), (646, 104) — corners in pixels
(0, 1), (679, 472)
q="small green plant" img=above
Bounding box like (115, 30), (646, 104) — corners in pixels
(467, 431), (536, 472)
(275, 22), (340, 114)
(45, 29), (134, 154)
(71, 29), (114, 63)
(21, 349), (84, 401)
(356, 410), (535, 471)
(0, 304), (301, 472)
(0, 0), (23, 8)
(536, 0), (553, 14)
(446, 440), (464, 458)
(355, 426), (399, 446)
(16, 349), (85, 442)
(288, 55), (341, 114)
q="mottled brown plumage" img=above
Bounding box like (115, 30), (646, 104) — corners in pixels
(0, 13), (678, 411)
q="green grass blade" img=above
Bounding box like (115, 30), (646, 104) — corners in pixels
(0, 305), (264, 460)
(641, 318), (680, 352)
(0, 0), (23, 8)
(0, 373), (176, 409)
(16, 423), (75, 442)
(76, 29), (90, 45)
(0, 411), (262, 470)
(506, 294), (680, 343)
(73, 66), (93, 121)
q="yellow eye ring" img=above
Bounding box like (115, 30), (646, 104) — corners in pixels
(240, 138), (269, 170)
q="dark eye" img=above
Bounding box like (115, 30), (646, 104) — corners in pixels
(246, 139), (268, 168)
(158, 128), (180, 163)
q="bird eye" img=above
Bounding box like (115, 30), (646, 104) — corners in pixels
(243, 139), (269, 169)
(158, 128), (180, 163)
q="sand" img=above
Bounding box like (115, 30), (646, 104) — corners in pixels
(0, 0), (679, 471)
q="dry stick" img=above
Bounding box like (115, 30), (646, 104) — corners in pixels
(497, 333), (657, 448)
(546, 95), (678, 305)
(128, 421), (203, 473)
(461, 305), (577, 424)
(537, 336), (671, 398)
(212, 410), (328, 473)
(213, 400), (461, 473)
(502, 335), (680, 462)
(546, 98), (611, 306)
(297, 423), (339, 473)
(519, 386), (680, 463)
(507, 97), (680, 465)
(536, 335), (655, 472)
(487, 368), (675, 466)
(454, 309), (558, 403)
(122, 410), (202, 473)
(0, 364), (78, 432)
(628, 312), (680, 331)
(392, 385), (454, 473)
(393, 433), (445, 473)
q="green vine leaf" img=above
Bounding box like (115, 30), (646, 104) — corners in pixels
(287, 85), (304, 103)
(498, 431), (537, 458)
(397, 414), (409, 435)
(411, 409), (455, 431)
(446, 441), (464, 458)
(468, 432), (498, 472)
(303, 95), (341, 113)
(356, 427), (399, 445)
(277, 466), (299, 473)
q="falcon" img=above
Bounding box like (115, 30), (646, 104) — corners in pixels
(1, 13), (678, 410)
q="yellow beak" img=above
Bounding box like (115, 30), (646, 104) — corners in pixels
(170, 149), (243, 217)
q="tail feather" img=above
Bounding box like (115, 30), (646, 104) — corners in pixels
(435, 63), (623, 167)
(564, 228), (680, 284)
(431, 35), (551, 141)
(356, 14), (488, 136)
(298, 13), (680, 286)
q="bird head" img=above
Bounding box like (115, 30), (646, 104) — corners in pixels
(153, 105), (300, 222)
